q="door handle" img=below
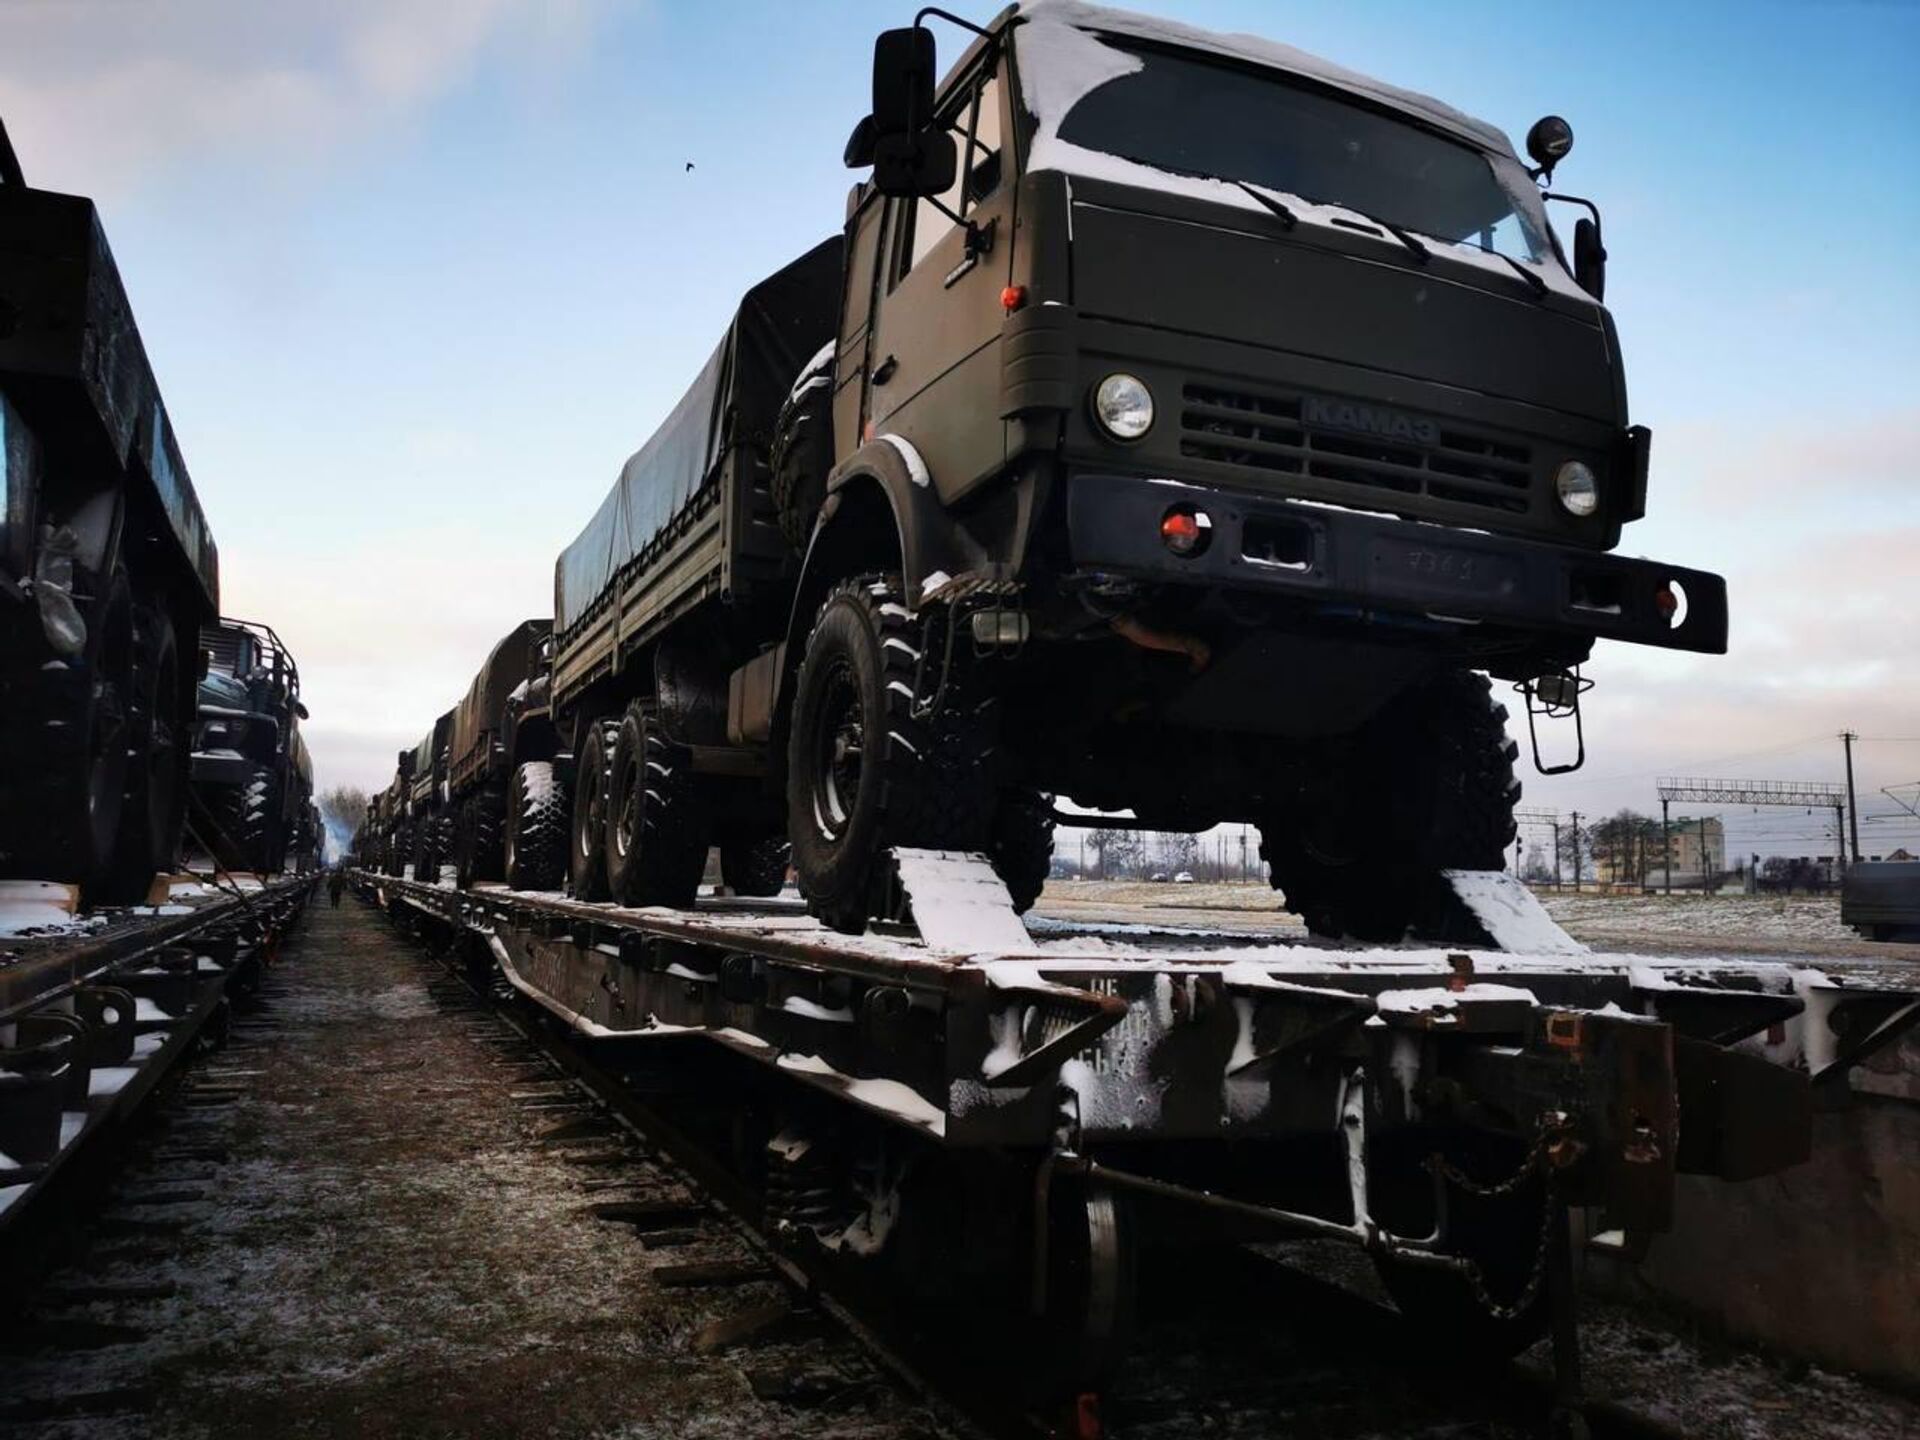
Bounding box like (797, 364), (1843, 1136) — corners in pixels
(873, 354), (898, 385)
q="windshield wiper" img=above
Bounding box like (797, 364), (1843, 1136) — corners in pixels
(1233, 181), (1298, 230)
(1328, 204), (1430, 265)
(1497, 252), (1549, 301)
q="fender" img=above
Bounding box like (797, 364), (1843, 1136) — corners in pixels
(764, 436), (985, 775)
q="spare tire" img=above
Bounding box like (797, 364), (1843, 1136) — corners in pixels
(769, 346), (836, 553)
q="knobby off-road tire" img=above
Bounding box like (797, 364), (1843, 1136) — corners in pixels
(1261, 669), (1520, 942)
(3, 568), (135, 900)
(768, 358), (834, 554)
(98, 606), (187, 903)
(411, 808), (448, 884)
(787, 575), (999, 935)
(208, 765), (278, 875)
(720, 833), (790, 897)
(606, 701), (708, 909)
(990, 789), (1054, 914)
(454, 785), (507, 889)
(570, 718), (621, 901)
(505, 761), (569, 892)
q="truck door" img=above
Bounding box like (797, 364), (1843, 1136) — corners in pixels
(862, 53), (1014, 504)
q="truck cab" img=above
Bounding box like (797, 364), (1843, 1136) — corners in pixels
(190, 618), (311, 875)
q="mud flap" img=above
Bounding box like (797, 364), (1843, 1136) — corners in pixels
(889, 847), (1035, 954)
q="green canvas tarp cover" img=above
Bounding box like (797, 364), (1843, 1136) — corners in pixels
(554, 236), (843, 633)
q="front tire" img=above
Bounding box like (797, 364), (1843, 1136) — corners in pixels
(505, 761), (568, 891)
(786, 576), (997, 934)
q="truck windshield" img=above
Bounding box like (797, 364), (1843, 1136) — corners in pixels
(1054, 42), (1546, 264)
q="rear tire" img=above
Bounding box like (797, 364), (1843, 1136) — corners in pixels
(989, 790), (1054, 914)
(456, 784), (507, 888)
(569, 718), (620, 900)
(786, 575), (998, 934)
(605, 701), (707, 909)
(410, 807), (443, 883)
(4, 568), (135, 902)
(720, 833), (790, 897)
(208, 765), (277, 875)
(505, 761), (568, 892)
(98, 606), (186, 903)
(1260, 669), (1520, 941)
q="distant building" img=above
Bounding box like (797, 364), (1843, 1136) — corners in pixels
(1629, 815), (1726, 890)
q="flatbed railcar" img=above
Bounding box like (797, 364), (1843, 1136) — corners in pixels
(0, 874), (313, 1237)
(355, 864), (1920, 1390)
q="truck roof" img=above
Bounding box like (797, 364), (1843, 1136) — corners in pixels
(1016, 1), (1517, 159)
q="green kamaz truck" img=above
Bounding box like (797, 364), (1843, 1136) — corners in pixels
(520, 1), (1725, 936)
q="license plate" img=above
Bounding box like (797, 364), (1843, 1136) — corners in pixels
(1371, 538), (1520, 599)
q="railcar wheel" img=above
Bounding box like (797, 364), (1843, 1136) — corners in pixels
(569, 718), (620, 900)
(720, 833), (790, 896)
(1038, 1175), (1135, 1393)
(605, 701), (706, 909)
(505, 761), (568, 891)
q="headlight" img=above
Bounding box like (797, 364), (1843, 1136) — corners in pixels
(1555, 460), (1599, 516)
(1092, 373), (1154, 441)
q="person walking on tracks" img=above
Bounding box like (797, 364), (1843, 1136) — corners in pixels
(328, 868), (346, 908)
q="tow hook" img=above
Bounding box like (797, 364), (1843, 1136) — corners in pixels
(1111, 615), (1211, 673)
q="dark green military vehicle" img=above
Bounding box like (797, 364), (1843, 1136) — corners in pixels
(550, 1), (1726, 935)
(190, 619), (316, 875)
(442, 618), (564, 889)
(0, 118), (220, 904)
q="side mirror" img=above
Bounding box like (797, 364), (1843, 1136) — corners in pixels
(1525, 115), (1574, 181)
(857, 27), (957, 198)
(294, 700), (310, 720)
(1573, 216), (1607, 302)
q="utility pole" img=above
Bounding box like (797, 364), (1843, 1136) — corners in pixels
(1841, 730), (1861, 866)
(1660, 797), (1671, 896)
(1569, 811), (1583, 892)
(1699, 815), (1709, 892)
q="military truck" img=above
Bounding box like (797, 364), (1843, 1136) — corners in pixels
(189, 619), (315, 874)
(442, 618), (565, 889)
(552, 1), (1727, 935)
(403, 710), (455, 883)
(1841, 860), (1920, 942)
(0, 117), (221, 904)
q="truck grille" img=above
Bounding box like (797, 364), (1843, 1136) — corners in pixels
(1179, 383), (1533, 515)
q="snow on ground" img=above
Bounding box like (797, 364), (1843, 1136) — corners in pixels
(1540, 892), (1856, 944)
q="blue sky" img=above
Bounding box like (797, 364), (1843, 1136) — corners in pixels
(5, 0), (1917, 858)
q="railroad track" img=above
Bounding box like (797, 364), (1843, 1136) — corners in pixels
(0, 876), (313, 1256)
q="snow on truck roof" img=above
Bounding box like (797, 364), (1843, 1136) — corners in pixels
(1014, 1), (1518, 159)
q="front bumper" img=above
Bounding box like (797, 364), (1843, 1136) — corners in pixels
(191, 749), (253, 787)
(1067, 474), (1727, 654)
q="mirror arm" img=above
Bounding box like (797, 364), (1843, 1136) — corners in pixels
(914, 6), (991, 40)
(1542, 191), (1603, 242)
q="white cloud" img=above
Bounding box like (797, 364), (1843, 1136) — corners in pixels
(0, 0), (610, 198)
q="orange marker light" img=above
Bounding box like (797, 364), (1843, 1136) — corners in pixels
(1160, 507), (1211, 557)
(1001, 284), (1028, 314)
